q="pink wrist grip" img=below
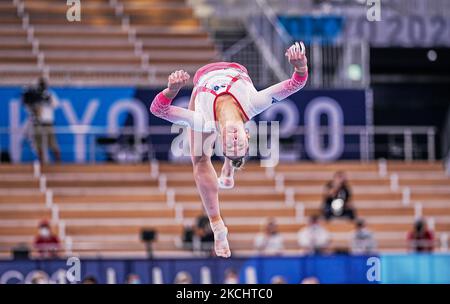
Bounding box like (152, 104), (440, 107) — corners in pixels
(293, 70), (308, 83)
(150, 91), (173, 117)
(155, 91), (172, 106)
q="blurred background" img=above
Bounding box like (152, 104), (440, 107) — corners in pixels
(0, 0), (449, 284)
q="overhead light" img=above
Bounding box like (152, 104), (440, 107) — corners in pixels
(348, 64), (362, 81)
(427, 49), (437, 62)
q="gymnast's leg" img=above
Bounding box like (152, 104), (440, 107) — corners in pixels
(188, 97), (231, 258)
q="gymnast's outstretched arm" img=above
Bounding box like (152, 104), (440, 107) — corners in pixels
(251, 42), (309, 115)
(149, 70), (207, 132)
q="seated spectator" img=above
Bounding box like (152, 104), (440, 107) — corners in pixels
(33, 220), (60, 258)
(181, 225), (194, 250)
(408, 218), (434, 252)
(351, 219), (377, 254)
(194, 213), (215, 252)
(174, 271), (193, 284)
(82, 275), (98, 284)
(223, 268), (239, 284)
(125, 273), (141, 284)
(12, 243), (30, 260)
(270, 275), (287, 284)
(298, 215), (330, 254)
(181, 213), (214, 254)
(301, 277), (320, 284)
(30, 271), (48, 284)
(254, 218), (284, 256)
(322, 171), (356, 221)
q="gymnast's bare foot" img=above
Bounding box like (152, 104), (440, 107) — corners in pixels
(211, 219), (231, 258)
(218, 159), (235, 189)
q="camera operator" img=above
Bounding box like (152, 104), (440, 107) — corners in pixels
(22, 78), (60, 163)
(322, 171), (356, 221)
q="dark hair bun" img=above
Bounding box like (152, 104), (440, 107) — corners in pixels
(231, 157), (245, 169)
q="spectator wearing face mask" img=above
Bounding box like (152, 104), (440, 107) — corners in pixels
(33, 220), (60, 258)
(408, 218), (434, 252)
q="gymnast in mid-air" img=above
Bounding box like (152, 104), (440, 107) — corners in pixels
(150, 42), (308, 258)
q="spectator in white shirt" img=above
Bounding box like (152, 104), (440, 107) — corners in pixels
(298, 215), (330, 254)
(254, 218), (284, 256)
(351, 219), (377, 254)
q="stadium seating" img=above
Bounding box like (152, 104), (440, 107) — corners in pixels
(0, 0), (217, 86)
(0, 161), (449, 258)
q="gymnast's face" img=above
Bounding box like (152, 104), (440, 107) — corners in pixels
(221, 123), (249, 159)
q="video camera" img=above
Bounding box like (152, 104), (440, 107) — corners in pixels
(22, 86), (50, 106)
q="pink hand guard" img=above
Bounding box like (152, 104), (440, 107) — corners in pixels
(274, 70), (308, 101)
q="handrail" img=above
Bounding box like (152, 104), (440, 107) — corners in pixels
(0, 125), (437, 135)
(13, 0), (45, 72)
(442, 108), (450, 173)
(0, 125), (438, 163)
(221, 36), (253, 61)
(108, 0), (154, 83)
(446, 151), (450, 176)
(244, 0), (291, 81)
(255, 0), (291, 44)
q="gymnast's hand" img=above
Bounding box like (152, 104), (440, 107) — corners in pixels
(164, 70), (190, 99)
(285, 41), (308, 76)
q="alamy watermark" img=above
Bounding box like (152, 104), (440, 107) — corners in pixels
(170, 120), (280, 167)
(66, 0), (81, 22)
(66, 256), (81, 283)
(366, 257), (381, 282)
(367, 0), (381, 22)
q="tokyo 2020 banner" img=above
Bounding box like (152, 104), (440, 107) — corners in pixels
(0, 87), (371, 163)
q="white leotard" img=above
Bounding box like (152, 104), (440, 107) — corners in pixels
(192, 68), (255, 132)
(150, 62), (308, 133)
